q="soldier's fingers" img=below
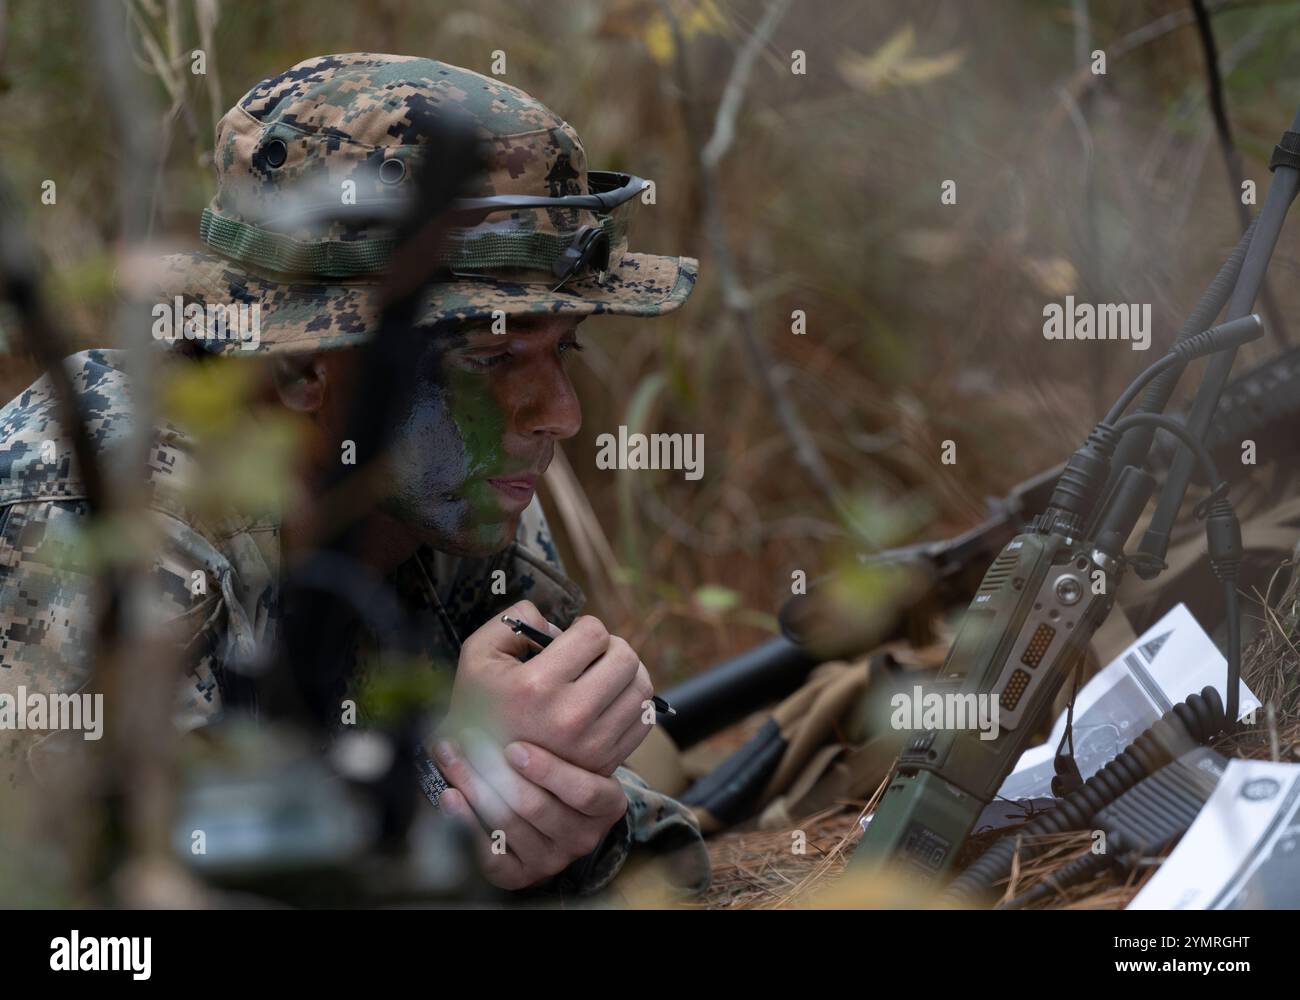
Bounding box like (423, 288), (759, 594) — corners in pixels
(440, 788), (491, 842)
(607, 712), (654, 776)
(440, 788), (527, 889)
(531, 615), (611, 683)
(505, 741), (627, 820)
(588, 659), (652, 752)
(573, 634), (641, 715)
(467, 600), (555, 662)
(434, 737), (526, 834)
(462, 733), (600, 849)
(439, 733), (565, 873)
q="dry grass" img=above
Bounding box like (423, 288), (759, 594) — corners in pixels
(691, 802), (869, 909)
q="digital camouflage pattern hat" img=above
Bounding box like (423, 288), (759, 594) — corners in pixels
(155, 53), (698, 354)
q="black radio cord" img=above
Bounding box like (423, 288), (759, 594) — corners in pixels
(941, 686), (1229, 906)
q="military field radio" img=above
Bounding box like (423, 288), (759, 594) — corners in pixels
(854, 105), (1300, 886)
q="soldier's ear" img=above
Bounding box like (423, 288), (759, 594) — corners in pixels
(271, 354), (328, 413)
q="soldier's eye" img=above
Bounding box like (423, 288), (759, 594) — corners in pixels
(466, 352), (510, 369)
(558, 339), (584, 359)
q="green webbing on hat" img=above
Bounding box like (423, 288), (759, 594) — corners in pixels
(199, 208), (620, 280)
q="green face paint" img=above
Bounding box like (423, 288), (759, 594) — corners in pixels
(444, 365), (511, 550)
(383, 336), (520, 557)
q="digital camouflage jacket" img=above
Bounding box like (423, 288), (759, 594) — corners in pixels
(0, 349), (709, 895)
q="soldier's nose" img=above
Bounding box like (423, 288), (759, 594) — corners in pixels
(513, 364), (581, 440)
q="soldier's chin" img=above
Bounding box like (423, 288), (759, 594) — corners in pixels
(384, 494), (518, 558)
(422, 508), (519, 558)
(440, 518), (518, 558)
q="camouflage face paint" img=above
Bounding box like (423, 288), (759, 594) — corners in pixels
(442, 363), (513, 551)
(383, 333), (518, 556)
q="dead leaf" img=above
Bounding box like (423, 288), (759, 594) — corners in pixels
(838, 24), (965, 95)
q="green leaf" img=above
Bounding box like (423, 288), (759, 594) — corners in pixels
(693, 584), (741, 614)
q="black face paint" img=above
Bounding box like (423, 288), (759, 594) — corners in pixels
(382, 327), (516, 556)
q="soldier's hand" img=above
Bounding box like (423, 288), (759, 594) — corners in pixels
(433, 731), (627, 892)
(439, 600), (654, 776)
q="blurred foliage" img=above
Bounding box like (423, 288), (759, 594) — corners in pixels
(4, 0), (1300, 683)
(640, 0), (729, 63)
(836, 22), (965, 95)
(158, 358), (307, 517)
(353, 658), (453, 728)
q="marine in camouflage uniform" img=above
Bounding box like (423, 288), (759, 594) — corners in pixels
(0, 54), (707, 895)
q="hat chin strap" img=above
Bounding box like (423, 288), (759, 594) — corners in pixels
(198, 207), (626, 284)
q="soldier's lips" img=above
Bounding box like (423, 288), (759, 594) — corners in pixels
(487, 474), (538, 508)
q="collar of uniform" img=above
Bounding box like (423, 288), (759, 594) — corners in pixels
(395, 515), (585, 649)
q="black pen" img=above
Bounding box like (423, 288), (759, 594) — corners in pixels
(501, 615), (677, 716)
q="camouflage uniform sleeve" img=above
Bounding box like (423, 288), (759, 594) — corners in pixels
(0, 500), (98, 786)
(0, 498), (231, 786)
(617, 766), (710, 889)
(543, 766), (708, 896)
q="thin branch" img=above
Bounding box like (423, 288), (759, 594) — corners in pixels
(194, 0), (223, 146)
(700, 0), (788, 170)
(658, 0), (844, 518)
(1070, 0), (1092, 73)
(89, 0), (176, 897)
